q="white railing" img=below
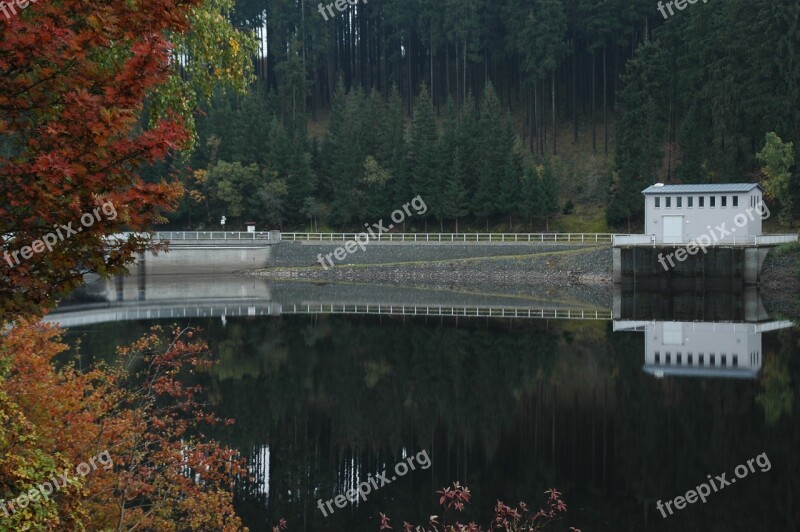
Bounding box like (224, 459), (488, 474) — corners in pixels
(612, 233), (798, 246)
(281, 232), (614, 243)
(149, 231), (272, 240)
(755, 234), (798, 245)
(612, 234), (656, 246)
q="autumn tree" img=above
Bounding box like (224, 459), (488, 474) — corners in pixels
(0, 0), (255, 321)
(0, 321), (250, 530)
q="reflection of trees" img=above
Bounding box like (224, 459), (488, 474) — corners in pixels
(67, 316), (800, 530)
(612, 325), (800, 530)
(200, 316), (567, 528)
(757, 331), (794, 425)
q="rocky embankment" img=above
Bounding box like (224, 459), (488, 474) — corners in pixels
(251, 245), (613, 287)
(760, 246), (800, 317)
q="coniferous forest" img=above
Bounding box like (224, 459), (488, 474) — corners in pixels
(163, 0), (800, 233)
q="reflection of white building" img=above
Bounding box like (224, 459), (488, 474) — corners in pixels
(613, 320), (794, 379)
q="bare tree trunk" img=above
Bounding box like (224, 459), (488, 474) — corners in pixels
(552, 70), (557, 156)
(463, 37), (467, 104)
(603, 43), (608, 155)
(592, 52), (597, 155)
(430, 26), (434, 106)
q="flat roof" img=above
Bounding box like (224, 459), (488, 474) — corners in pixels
(642, 183), (763, 194)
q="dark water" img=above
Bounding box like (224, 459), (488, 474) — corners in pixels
(53, 275), (800, 531)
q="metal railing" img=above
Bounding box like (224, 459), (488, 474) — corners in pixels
(281, 232), (613, 243)
(612, 234), (655, 246)
(612, 233), (798, 246)
(149, 231), (272, 240)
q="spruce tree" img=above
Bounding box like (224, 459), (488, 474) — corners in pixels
(409, 83), (440, 230)
(442, 148), (470, 232)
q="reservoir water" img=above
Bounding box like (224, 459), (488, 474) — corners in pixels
(52, 273), (799, 531)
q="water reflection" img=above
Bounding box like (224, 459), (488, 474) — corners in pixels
(613, 287), (795, 380)
(54, 276), (799, 531)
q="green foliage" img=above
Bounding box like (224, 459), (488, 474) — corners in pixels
(409, 84), (440, 223)
(756, 132), (797, 226)
(607, 41), (669, 228)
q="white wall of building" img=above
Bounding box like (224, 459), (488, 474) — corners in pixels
(643, 190), (764, 243)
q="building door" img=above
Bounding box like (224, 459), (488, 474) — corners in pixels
(662, 215), (683, 243)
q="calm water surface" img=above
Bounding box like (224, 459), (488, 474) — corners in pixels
(53, 274), (800, 531)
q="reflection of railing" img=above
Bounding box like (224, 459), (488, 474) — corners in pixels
(281, 232), (613, 243)
(282, 303), (613, 320)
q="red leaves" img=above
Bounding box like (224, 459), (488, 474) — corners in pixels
(0, 0), (198, 319)
(437, 481), (471, 511)
(381, 482), (578, 532)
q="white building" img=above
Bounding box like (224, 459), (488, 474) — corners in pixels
(642, 183), (765, 244)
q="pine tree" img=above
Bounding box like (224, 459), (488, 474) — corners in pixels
(538, 159), (559, 231)
(382, 84), (410, 211)
(442, 148), (470, 232)
(472, 158), (497, 231)
(409, 83), (439, 229)
(498, 151), (523, 230)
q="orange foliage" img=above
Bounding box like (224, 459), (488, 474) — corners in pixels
(0, 0), (200, 320)
(0, 321), (248, 530)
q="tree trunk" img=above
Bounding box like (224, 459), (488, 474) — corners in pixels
(463, 37), (467, 104)
(430, 26), (434, 106)
(603, 43), (608, 155)
(592, 52), (597, 155)
(541, 79), (546, 155)
(530, 86), (535, 153)
(573, 26), (578, 144)
(552, 70), (557, 156)
(407, 27), (413, 115)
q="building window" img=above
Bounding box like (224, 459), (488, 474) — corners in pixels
(710, 196), (716, 207)
(710, 354), (716, 366)
(732, 355), (738, 367)
(655, 352), (661, 364)
(655, 197), (660, 208)
(688, 354), (693, 365)
(666, 197), (672, 208)
(699, 354), (705, 366)
(721, 196), (727, 207)
(677, 197), (683, 208)
(666, 353), (671, 364)
(699, 196), (705, 208)
(721, 355), (727, 367)
(733, 196), (739, 207)
(677, 353), (682, 365)
(688, 197), (694, 208)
